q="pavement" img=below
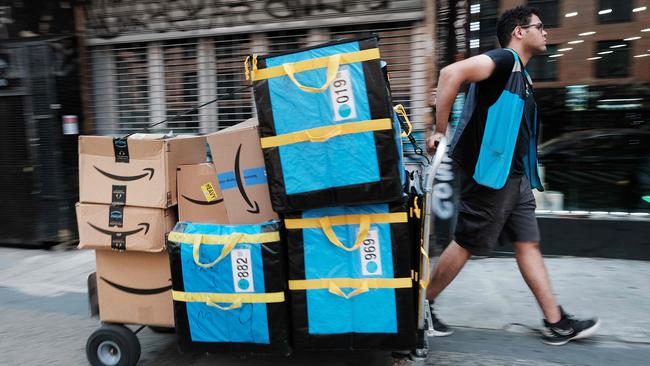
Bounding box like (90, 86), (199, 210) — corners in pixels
(0, 245), (649, 366)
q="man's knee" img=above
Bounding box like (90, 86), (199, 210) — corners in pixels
(514, 240), (541, 253)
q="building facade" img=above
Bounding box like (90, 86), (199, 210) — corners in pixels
(80, 0), (436, 146)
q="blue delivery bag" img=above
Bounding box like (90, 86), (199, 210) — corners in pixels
(284, 200), (416, 350)
(167, 221), (290, 354)
(249, 35), (403, 212)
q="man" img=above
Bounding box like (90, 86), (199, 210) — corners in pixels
(425, 6), (600, 346)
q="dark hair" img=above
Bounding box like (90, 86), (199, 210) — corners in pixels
(497, 5), (541, 47)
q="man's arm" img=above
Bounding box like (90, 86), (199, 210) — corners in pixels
(427, 54), (498, 154)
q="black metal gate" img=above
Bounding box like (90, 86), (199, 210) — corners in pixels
(0, 38), (79, 247)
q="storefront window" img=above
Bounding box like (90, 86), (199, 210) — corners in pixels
(595, 40), (631, 78)
(528, 0), (560, 28)
(598, 0), (633, 24)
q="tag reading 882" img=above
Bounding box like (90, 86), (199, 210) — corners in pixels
(330, 66), (357, 121)
(231, 248), (254, 293)
(359, 228), (383, 276)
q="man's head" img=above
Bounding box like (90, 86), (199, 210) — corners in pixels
(497, 6), (547, 53)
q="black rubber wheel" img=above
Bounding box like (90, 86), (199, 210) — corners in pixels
(86, 324), (141, 366)
(148, 326), (175, 334)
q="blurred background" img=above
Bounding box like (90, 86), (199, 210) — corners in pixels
(0, 0), (647, 253)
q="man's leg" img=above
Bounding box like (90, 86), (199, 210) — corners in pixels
(426, 240), (472, 301)
(514, 241), (561, 323)
(424, 240), (471, 336)
(515, 240), (601, 345)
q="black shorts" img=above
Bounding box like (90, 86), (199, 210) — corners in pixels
(454, 169), (540, 256)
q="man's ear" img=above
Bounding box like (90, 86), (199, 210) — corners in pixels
(512, 26), (524, 41)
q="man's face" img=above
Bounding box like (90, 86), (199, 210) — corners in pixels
(523, 14), (548, 54)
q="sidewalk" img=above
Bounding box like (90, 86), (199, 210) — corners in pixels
(433, 256), (650, 344)
(1, 247), (648, 365)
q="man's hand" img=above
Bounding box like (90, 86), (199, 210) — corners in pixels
(426, 132), (446, 155)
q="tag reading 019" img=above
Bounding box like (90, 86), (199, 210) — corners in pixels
(330, 66), (357, 122)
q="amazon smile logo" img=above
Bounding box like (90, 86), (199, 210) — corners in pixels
(234, 144), (260, 214)
(88, 222), (150, 237)
(94, 166), (155, 181)
(100, 277), (172, 295)
(181, 195), (224, 206)
(89, 222), (150, 251)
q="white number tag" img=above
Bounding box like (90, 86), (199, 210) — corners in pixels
(359, 228), (383, 276)
(330, 66), (357, 121)
(231, 248), (254, 293)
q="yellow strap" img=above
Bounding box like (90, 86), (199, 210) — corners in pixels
(260, 119), (392, 148)
(393, 104), (413, 138)
(192, 232), (243, 269)
(244, 56), (250, 81)
(285, 212), (407, 229)
(412, 196), (421, 219)
(319, 215), (370, 252)
(172, 290), (285, 304)
(251, 48), (381, 82)
(328, 280), (369, 299)
(419, 246), (430, 289)
(168, 231), (280, 245)
(288, 277), (413, 291)
(206, 299), (242, 311)
(244, 54), (258, 81)
(284, 53), (341, 92)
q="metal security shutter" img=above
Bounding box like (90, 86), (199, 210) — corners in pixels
(213, 35), (254, 130)
(162, 39), (199, 133)
(87, 21), (429, 143)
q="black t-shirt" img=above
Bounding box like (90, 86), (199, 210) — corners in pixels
(473, 48), (533, 177)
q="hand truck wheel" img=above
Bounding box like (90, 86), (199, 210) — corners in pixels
(86, 324), (141, 366)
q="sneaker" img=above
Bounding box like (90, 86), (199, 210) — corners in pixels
(541, 307), (601, 346)
(429, 303), (454, 336)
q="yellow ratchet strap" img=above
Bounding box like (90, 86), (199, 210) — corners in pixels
(260, 119), (392, 148)
(250, 48), (381, 82)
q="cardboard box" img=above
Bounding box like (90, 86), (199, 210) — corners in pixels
(96, 250), (174, 327)
(206, 119), (278, 224)
(77, 203), (176, 252)
(177, 163), (229, 224)
(79, 134), (206, 208)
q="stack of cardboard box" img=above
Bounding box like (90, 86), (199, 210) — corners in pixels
(76, 120), (279, 329)
(76, 134), (205, 327)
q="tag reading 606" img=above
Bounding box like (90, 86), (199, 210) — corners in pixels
(359, 229), (383, 276)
